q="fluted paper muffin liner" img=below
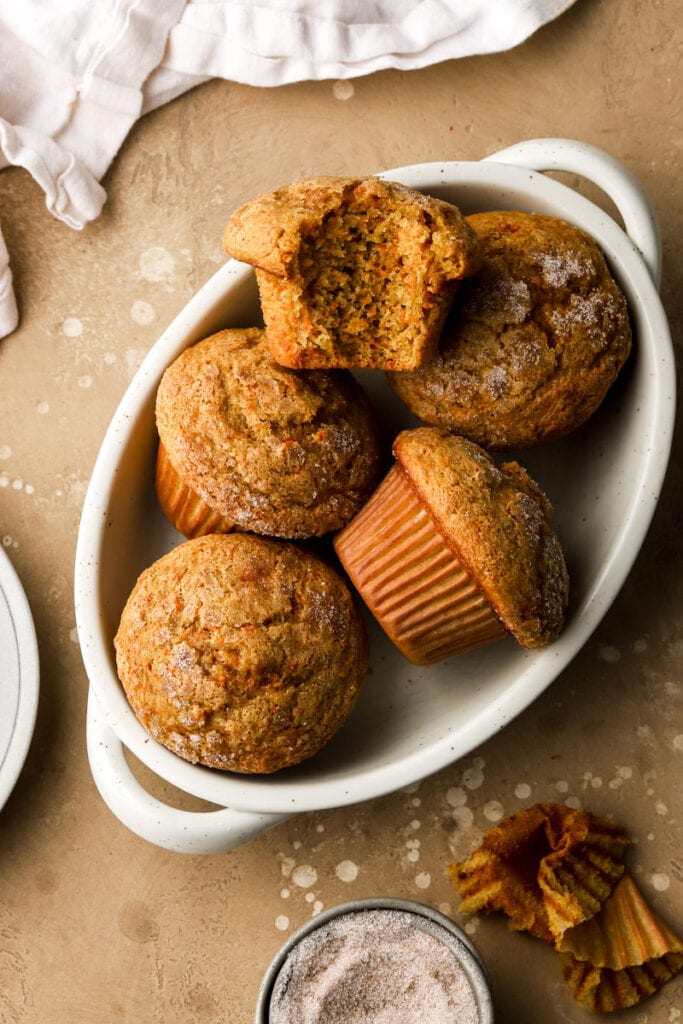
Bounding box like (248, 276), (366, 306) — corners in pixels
(450, 804), (683, 1012)
(448, 802), (630, 945)
(156, 443), (234, 538)
(334, 463), (506, 665)
(560, 949), (683, 1013)
(559, 873), (683, 967)
(559, 873), (683, 1011)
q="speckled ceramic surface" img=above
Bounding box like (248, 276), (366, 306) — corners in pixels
(1, 2), (681, 1020)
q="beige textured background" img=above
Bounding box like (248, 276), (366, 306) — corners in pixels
(0, 0), (681, 1021)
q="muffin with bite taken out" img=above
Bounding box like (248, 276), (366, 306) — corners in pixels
(222, 176), (481, 371)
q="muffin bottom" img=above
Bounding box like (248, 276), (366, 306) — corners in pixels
(156, 442), (234, 538)
(334, 464), (507, 665)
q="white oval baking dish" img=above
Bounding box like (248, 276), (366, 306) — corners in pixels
(75, 138), (674, 853)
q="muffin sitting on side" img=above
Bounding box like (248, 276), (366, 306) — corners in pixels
(155, 327), (382, 539)
(334, 427), (569, 665)
(387, 211), (632, 449)
(114, 533), (368, 774)
(222, 176), (481, 371)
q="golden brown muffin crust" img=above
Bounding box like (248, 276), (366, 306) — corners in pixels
(223, 176), (481, 370)
(155, 327), (382, 538)
(387, 211), (632, 448)
(114, 534), (368, 774)
(393, 428), (569, 648)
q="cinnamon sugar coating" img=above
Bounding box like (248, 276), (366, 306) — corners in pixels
(155, 328), (382, 538)
(222, 176), (481, 370)
(387, 211), (632, 448)
(393, 428), (569, 649)
(114, 534), (368, 774)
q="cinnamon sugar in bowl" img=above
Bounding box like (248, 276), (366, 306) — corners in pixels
(254, 898), (494, 1024)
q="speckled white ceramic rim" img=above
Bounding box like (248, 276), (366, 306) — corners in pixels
(0, 546), (39, 812)
(253, 897), (494, 1024)
(76, 139), (675, 852)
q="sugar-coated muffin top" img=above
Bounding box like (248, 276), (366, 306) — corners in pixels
(223, 176), (480, 279)
(155, 327), (382, 538)
(222, 176), (481, 370)
(387, 210), (631, 448)
(114, 533), (368, 774)
(394, 428), (569, 648)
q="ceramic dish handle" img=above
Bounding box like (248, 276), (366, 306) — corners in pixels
(485, 138), (662, 287)
(86, 693), (290, 854)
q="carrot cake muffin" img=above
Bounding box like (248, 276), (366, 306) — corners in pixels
(222, 176), (480, 371)
(155, 327), (382, 538)
(334, 427), (569, 665)
(387, 211), (632, 449)
(114, 533), (368, 774)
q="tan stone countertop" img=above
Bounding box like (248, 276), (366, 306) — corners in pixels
(0, 1), (681, 1020)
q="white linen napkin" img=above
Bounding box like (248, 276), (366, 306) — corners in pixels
(0, 0), (576, 339)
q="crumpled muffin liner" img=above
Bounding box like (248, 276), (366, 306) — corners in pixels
(448, 802), (682, 1012)
(560, 950), (683, 1013)
(448, 802), (630, 945)
(559, 873), (683, 1012)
